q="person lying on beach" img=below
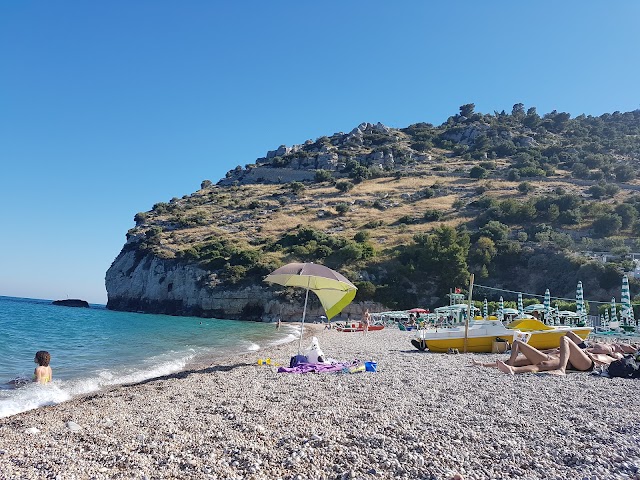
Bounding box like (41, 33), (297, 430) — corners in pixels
(472, 332), (633, 375)
(34, 350), (52, 384)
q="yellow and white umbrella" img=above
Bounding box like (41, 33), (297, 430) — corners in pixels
(264, 262), (357, 353)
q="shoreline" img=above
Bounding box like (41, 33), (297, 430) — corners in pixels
(2, 326), (640, 479)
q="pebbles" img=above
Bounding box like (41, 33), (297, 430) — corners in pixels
(1, 327), (639, 479)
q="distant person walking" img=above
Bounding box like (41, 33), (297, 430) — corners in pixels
(362, 308), (371, 335)
(34, 351), (52, 384)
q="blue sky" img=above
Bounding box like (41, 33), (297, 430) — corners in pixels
(1, 1), (638, 304)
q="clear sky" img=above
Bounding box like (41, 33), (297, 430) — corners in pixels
(1, 1), (638, 304)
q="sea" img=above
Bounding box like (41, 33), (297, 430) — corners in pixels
(0, 296), (299, 419)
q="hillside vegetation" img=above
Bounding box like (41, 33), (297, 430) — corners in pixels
(124, 105), (640, 310)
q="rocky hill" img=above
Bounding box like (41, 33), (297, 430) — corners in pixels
(106, 105), (640, 320)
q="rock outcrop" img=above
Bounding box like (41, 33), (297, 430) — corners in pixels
(52, 299), (90, 308)
(105, 245), (377, 321)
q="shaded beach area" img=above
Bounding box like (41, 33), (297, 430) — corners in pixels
(1, 326), (639, 479)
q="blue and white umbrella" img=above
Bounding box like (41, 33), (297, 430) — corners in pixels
(498, 296), (504, 322)
(543, 289), (551, 324)
(576, 281), (585, 326)
(483, 298), (488, 320)
(517, 292), (524, 318)
(621, 275), (635, 327)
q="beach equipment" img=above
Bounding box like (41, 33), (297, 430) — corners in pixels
(336, 324), (384, 333)
(408, 308), (428, 314)
(576, 281), (585, 326)
(621, 275), (635, 327)
(483, 298), (488, 320)
(497, 296), (504, 322)
(544, 289), (551, 324)
(517, 293), (524, 318)
(603, 310), (610, 331)
(413, 317), (592, 353)
(610, 297), (618, 326)
(264, 262), (357, 353)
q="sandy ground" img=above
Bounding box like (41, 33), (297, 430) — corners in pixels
(1, 325), (639, 480)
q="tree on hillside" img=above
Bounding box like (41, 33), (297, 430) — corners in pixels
(412, 226), (470, 293)
(512, 103), (525, 119)
(460, 103), (475, 117)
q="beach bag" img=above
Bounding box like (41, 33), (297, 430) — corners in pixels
(365, 361), (377, 372)
(607, 355), (640, 379)
(289, 355), (308, 368)
(492, 338), (510, 353)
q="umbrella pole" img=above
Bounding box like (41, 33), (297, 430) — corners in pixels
(298, 278), (311, 355)
(464, 274), (475, 353)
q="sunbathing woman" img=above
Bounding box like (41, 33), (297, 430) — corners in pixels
(473, 332), (630, 375)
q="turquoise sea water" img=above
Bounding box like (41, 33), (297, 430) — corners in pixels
(0, 296), (299, 418)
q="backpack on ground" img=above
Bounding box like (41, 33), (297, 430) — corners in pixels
(607, 354), (640, 379)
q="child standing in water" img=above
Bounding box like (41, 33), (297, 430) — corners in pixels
(34, 351), (52, 384)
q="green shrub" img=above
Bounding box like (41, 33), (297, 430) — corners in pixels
(335, 203), (350, 215)
(336, 180), (354, 192)
(469, 166), (488, 179)
(314, 170), (334, 183)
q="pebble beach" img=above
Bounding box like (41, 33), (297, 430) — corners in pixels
(1, 325), (639, 480)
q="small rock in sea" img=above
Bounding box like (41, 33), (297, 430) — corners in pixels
(66, 421), (81, 432)
(25, 427), (40, 435)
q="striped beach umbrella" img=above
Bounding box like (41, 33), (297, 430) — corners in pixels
(498, 296), (504, 322)
(517, 293), (524, 318)
(610, 297), (618, 325)
(621, 275), (635, 327)
(576, 281), (585, 326)
(483, 298), (488, 320)
(544, 289), (551, 324)
(603, 310), (610, 331)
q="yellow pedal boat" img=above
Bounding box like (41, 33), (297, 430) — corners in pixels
(412, 318), (592, 353)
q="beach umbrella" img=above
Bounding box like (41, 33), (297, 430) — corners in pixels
(408, 308), (428, 314)
(621, 275), (635, 327)
(264, 262), (357, 353)
(517, 293), (524, 318)
(544, 289), (551, 324)
(483, 298), (488, 320)
(576, 281), (585, 326)
(610, 297), (618, 325)
(498, 296), (504, 322)
(603, 310), (610, 331)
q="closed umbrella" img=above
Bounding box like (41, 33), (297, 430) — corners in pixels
(576, 281), (585, 327)
(483, 298), (488, 320)
(517, 293), (524, 319)
(544, 289), (551, 324)
(621, 275), (635, 327)
(610, 297), (618, 325)
(498, 296), (504, 322)
(603, 310), (610, 331)
(264, 262), (357, 353)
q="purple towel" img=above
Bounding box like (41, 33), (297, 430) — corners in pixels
(278, 362), (348, 374)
